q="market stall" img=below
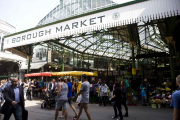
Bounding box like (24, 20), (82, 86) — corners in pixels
(51, 71), (98, 77)
(24, 72), (52, 77)
(150, 81), (173, 109)
(24, 71), (98, 77)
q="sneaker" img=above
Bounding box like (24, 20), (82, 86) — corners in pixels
(112, 116), (117, 119)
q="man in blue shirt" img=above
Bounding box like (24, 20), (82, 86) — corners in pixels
(170, 75), (180, 120)
(67, 78), (78, 119)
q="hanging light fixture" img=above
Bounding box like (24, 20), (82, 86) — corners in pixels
(49, 66), (51, 68)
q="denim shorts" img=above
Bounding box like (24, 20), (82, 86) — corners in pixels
(56, 100), (67, 110)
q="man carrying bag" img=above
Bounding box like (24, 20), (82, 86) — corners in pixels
(0, 78), (28, 120)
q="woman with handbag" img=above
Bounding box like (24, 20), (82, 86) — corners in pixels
(109, 82), (123, 120)
(121, 81), (128, 117)
(99, 81), (108, 106)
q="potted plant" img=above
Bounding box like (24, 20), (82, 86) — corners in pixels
(156, 99), (162, 108)
(127, 99), (133, 106)
(132, 98), (138, 106)
(150, 99), (156, 108)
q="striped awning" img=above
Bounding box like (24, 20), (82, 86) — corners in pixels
(24, 72), (52, 77)
(51, 71), (98, 77)
(24, 71), (98, 77)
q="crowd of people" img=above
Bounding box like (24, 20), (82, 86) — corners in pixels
(0, 75), (180, 120)
(0, 75), (129, 120)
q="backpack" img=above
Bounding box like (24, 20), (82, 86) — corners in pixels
(101, 85), (108, 94)
(90, 87), (95, 94)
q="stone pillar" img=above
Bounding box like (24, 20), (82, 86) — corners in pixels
(130, 41), (136, 80)
(166, 37), (175, 79)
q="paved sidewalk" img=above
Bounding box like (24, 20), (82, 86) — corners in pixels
(0, 99), (173, 120)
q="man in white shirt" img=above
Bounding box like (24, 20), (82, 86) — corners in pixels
(72, 74), (91, 120)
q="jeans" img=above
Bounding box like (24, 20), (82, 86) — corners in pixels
(113, 101), (123, 119)
(33, 89), (38, 97)
(24, 90), (27, 100)
(3, 104), (22, 120)
(90, 94), (98, 103)
(142, 96), (146, 105)
(121, 100), (128, 115)
(100, 96), (107, 106)
(146, 93), (149, 104)
(29, 90), (33, 100)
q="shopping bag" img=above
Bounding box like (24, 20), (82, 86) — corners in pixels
(22, 109), (28, 120)
(76, 95), (82, 103)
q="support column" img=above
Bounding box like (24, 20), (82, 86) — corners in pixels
(136, 46), (141, 71)
(77, 53), (78, 70)
(58, 45), (60, 65)
(0, 33), (3, 51)
(173, 41), (179, 67)
(41, 66), (44, 81)
(62, 48), (65, 71)
(27, 56), (31, 73)
(107, 59), (108, 76)
(81, 55), (83, 69)
(166, 37), (175, 79)
(73, 51), (74, 66)
(27, 45), (32, 80)
(130, 41), (136, 80)
(88, 55), (89, 72)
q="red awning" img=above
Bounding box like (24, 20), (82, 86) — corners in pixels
(24, 72), (52, 77)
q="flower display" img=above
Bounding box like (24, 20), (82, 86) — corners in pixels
(156, 99), (162, 104)
(150, 99), (156, 104)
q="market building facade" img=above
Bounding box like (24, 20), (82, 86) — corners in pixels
(0, 20), (26, 80)
(3, 0), (180, 88)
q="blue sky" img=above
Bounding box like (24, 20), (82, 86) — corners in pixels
(0, 0), (59, 32)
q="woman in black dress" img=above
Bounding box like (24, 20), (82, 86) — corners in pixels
(109, 82), (123, 120)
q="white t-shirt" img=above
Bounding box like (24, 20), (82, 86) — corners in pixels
(80, 81), (90, 103)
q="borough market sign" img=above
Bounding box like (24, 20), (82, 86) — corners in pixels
(4, 0), (180, 49)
